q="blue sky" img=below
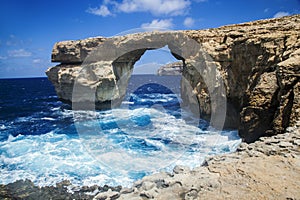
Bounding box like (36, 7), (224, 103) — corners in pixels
(0, 0), (299, 78)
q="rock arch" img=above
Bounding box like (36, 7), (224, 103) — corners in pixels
(76, 32), (223, 122)
(47, 31), (226, 130)
(47, 15), (300, 142)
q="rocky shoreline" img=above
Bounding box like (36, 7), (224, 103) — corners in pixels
(113, 122), (300, 200)
(1, 15), (299, 199)
(0, 179), (122, 199)
(1, 123), (299, 199)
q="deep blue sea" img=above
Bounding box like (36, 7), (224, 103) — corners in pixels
(0, 75), (241, 187)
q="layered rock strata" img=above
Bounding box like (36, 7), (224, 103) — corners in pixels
(183, 15), (300, 142)
(46, 15), (300, 142)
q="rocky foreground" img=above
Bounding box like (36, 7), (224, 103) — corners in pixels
(112, 123), (299, 200)
(1, 123), (299, 199)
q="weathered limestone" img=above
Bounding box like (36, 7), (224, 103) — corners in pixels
(157, 61), (183, 76)
(52, 37), (106, 63)
(183, 15), (300, 142)
(46, 15), (300, 143)
(47, 32), (192, 109)
(112, 123), (300, 200)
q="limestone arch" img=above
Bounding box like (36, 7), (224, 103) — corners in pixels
(73, 31), (226, 130)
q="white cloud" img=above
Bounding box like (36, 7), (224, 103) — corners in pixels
(273, 11), (290, 18)
(86, 5), (112, 17)
(6, 36), (18, 46)
(8, 49), (32, 57)
(0, 56), (7, 60)
(33, 59), (42, 63)
(133, 62), (161, 74)
(264, 8), (269, 13)
(118, 0), (191, 16)
(87, 0), (191, 17)
(183, 17), (195, 27)
(141, 19), (174, 30)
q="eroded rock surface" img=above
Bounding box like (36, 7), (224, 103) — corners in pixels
(183, 15), (300, 142)
(96, 123), (300, 200)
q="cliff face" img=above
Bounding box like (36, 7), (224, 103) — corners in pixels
(183, 15), (300, 142)
(46, 15), (300, 143)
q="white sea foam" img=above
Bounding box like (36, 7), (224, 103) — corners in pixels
(0, 124), (6, 130)
(50, 107), (60, 111)
(41, 117), (56, 121)
(122, 101), (134, 105)
(0, 132), (133, 187)
(0, 107), (241, 187)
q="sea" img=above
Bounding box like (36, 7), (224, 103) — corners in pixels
(0, 75), (241, 187)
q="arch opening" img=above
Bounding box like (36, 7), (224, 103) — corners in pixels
(111, 45), (186, 108)
(110, 45), (205, 129)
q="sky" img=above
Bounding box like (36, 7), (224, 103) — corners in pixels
(0, 0), (299, 78)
